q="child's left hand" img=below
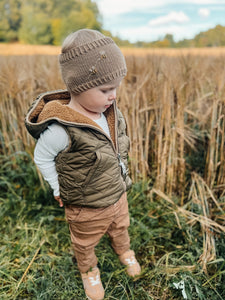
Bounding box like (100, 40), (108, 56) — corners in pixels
(54, 195), (64, 207)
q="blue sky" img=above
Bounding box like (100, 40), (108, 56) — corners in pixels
(95, 0), (225, 42)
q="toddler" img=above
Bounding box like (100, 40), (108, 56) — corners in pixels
(25, 29), (141, 300)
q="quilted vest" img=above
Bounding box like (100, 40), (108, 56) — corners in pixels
(25, 90), (132, 207)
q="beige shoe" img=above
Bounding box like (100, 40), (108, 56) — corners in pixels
(119, 250), (141, 277)
(81, 267), (105, 300)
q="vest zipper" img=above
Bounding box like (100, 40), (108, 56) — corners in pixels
(60, 103), (118, 154)
(60, 121), (117, 152)
(113, 104), (127, 180)
(59, 103), (127, 180)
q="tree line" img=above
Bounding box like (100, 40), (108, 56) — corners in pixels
(0, 0), (225, 48)
(0, 0), (101, 45)
(134, 25), (225, 48)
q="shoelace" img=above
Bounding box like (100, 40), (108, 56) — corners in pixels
(89, 274), (100, 286)
(125, 256), (136, 266)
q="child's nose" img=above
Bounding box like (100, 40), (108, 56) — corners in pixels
(108, 89), (116, 100)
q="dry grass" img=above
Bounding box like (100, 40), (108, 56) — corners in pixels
(1, 43), (225, 56)
(1, 47), (225, 196)
(123, 47), (225, 57)
(0, 43), (61, 56)
(1, 46), (225, 273)
(118, 54), (225, 197)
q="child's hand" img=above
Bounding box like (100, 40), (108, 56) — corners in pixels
(54, 195), (64, 207)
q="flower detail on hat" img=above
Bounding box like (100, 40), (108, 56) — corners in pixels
(88, 51), (108, 78)
(100, 50), (107, 59)
(88, 51), (107, 76)
(89, 66), (98, 75)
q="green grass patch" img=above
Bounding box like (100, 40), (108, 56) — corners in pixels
(1, 152), (225, 299)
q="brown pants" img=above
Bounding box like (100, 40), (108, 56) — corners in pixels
(65, 193), (130, 273)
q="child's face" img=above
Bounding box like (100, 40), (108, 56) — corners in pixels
(75, 81), (121, 114)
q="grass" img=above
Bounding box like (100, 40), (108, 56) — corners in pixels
(1, 43), (225, 56)
(1, 152), (225, 299)
(1, 46), (225, 299)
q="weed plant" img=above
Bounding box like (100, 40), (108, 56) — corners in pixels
(1, 152), (225, 299)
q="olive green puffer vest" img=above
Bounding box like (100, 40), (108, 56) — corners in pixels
(25, 90), (132, 207)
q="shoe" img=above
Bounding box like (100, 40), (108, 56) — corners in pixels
(119, 250), (141, 277)
(81, 267), (105, 300)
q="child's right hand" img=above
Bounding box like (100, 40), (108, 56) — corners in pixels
(54, 195), (64, 207)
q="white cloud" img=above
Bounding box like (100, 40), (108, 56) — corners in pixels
(148, 11), (190, 27)
(95, 0), (225, 16)
(198, 8), (210, 17)
(96, 0), (152, 16)
(115, 22), (212, 42)
(116, 25), (182, 42)
(94, 0), (225, 42)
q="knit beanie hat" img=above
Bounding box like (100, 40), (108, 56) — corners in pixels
(59, 29), (127, 94)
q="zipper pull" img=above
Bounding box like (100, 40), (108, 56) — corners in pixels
(117, 153), (127, 179)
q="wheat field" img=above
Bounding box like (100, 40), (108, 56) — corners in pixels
(1, 42), (225, 56)
(1, 45), (225, 190)
(1, 45), (225, 274)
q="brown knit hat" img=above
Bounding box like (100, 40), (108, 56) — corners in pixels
(59, 29), (127, 94)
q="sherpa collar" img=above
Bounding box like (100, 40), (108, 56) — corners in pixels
(25, 90), (116, 146)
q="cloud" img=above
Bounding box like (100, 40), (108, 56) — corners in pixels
(198, 8), (210, 17)
(148, 11), (190, 27)
(95, 0), (225, 42)
(116, 24), (189, 42)
(114, 22), (212, 42)
(95, 0), (224, 17)
(96, 0), (152, 16)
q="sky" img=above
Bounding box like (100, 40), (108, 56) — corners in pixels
(95, 0), (225, 42)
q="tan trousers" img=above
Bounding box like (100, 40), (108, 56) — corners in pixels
(65, 192), (130, 273)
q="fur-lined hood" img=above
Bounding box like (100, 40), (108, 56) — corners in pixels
(25, 89), (117, 146)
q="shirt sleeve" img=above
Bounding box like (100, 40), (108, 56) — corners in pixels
(34, 123), (69, 196)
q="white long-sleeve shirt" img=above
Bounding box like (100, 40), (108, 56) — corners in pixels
(34, 113), (111, 196)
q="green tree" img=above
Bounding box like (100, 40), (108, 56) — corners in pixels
(59, 3), (101, 43)
(194, 25), (225, 47)
(51, 18), (63, 46)
(53, 0), (102, 45)
(18, 3), (52, 44)
(0, 0), (102, 44)
(164, 34), (175, 47)
(0, 0), (22, 42)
